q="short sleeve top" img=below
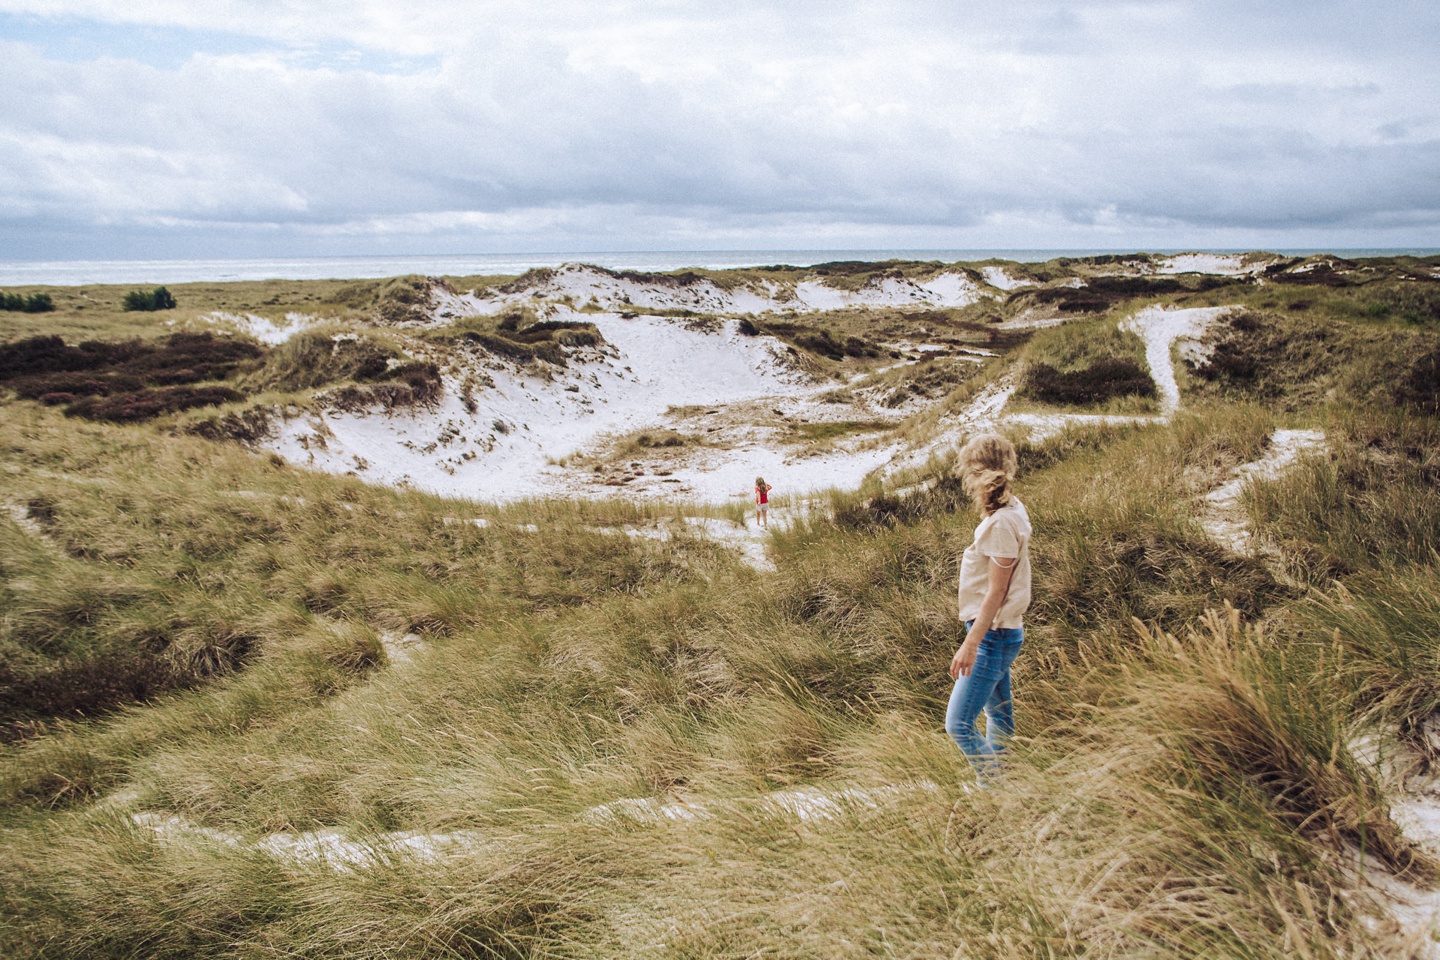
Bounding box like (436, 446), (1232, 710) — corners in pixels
(956, 498), (1032, 628)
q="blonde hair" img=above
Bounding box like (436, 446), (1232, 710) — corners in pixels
(957, 433), (1017, 515)
(755, 476), (768, 490)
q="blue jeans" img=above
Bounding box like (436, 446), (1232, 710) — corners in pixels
(945, 623), (1023, 782)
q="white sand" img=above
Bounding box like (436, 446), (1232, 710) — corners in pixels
(1153, 253), (1271, 276)
(980, 266), (1030, 290)
(265, 313), (823, 502)
(206, 311), (315, 345)
(1121, 306), (1234, 414)
(442, 263), (984, 318)
(1198, 428), (1327, 554)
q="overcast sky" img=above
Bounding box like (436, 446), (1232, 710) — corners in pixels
(1, 0), (1438, 260)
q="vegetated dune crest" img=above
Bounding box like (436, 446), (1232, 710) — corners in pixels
(436, 262), (986, 317)
(431, 254), (1281, 317)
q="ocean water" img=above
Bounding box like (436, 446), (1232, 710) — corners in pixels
(0, 249), (1434, 287)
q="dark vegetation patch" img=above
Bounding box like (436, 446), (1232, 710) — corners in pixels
(1053, 254), (1156, 269)
(0, 332), (263, 422)
(326, 361), (443, 412)
(0, 292), (55, 313)
(1022, 359), (1158, 406)
(1265, 260), (1354, 287)
(741, 319), (881, 361)
(185, 406), (277, 443)
(64, 385), (245, 423)
(0, 651), (186, 744)
(606, 268), (711, 288)
(1187, 311), (1439, 411)
(442, 313), (604, 367)
(121, 287), (177, 312)
(1, 327), (447, 426)
(1020, 276), (1242, 314)
(810, 260), (911, 276)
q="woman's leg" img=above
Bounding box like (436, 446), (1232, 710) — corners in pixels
(981, 629), (1023, 753)
(946, 633), (1006, 778)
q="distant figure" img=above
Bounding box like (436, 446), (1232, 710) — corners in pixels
(946, 433), (1032, 786)
(754, 476), (772, 529)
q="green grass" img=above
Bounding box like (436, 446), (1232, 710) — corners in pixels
(1, 260), (1439, 957)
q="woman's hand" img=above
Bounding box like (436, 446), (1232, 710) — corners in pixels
(950, 638), (978, 680)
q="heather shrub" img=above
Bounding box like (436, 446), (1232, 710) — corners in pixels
(1023, 358), (1157, 405)
(65, 385), (244, 422)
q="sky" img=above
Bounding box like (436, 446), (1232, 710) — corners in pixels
(1, 0), (1438, 260)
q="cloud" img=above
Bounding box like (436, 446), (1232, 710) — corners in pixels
(1, 0), (1438, 257)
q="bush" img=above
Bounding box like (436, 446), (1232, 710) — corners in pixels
(374, 276), (434, 324)
(1024, 277), (1190, 313)
(453, 320), (602, 367)
(0, 292), (55, 313)
(1391, 338), (1440, 414)
(327, 361), (442, 412)
(0, 335), (142, 378)
(758, 323), (880, 361)
(0, 652), (181, 741)
(1023, 358), (1157, 405)
(65, 385), (244, 422)
(122, 287), (177, 311)
(0, 333), (262, 421)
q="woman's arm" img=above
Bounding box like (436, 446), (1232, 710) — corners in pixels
(950, 557), (1016, 680)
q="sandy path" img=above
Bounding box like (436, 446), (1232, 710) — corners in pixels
(130, 779), (940, 870)
(1121, 306), (1233, 414)
(1197, 429), (1326, 555)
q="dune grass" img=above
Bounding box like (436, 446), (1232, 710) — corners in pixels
(1, 394), (1425, 958)
(2, 266), (1440, 957)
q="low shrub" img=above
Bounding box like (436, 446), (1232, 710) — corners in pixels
(747, 320), (881, 361)
(184, 406), (276, 443)
(374, 276), (435, 323)
(121, 287), (177, 311)
(65, 385), (244, 422)
(454, 319), (602, 367)
(327, 361), (442, 411)
(0, 332), (262, 421)
(1266, 261), (1352, 287)
(1024, 276), (1188, 313)
(0, 292), (55, 313)
(1023, 358), (1157, 405)
(0, 335), (141, 377)
(0, 650), (181, 742)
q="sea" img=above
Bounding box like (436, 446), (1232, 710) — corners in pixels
(0, 249), (1435, 287)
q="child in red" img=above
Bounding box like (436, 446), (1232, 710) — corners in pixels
(754, 477), (772, 529)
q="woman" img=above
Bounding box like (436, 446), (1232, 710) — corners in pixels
(754, 476), (772, 529)
(946, 433), (1032, 784)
